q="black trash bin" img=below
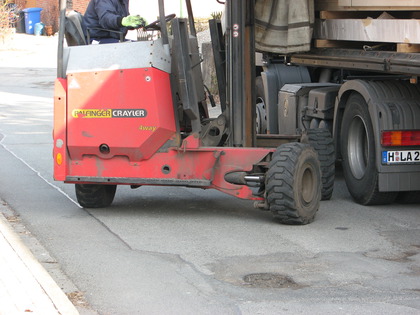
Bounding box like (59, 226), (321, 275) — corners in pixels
(16, 11), (26, 33)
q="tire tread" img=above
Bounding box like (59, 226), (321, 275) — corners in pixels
(266, 143), (321, 225)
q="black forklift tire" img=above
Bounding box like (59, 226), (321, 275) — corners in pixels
(341, 93), (397, 205)
(303, 129), (335, 200)
(266, 142), (321, 225)
(75, 184), (117, 208)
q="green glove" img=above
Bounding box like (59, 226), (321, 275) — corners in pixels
(121, 15), (146, 28)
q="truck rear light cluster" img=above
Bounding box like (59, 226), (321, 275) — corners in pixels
(381, 130), (420, 147)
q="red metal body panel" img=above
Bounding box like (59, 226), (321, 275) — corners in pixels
(66, 145), (271, 200)
(66, 68), (176, 161)
(53, 78), (68, 181)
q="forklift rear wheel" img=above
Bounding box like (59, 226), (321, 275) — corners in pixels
(75, 184), (117, 208)
(303, 129), (335, 200)
(266, 142), (321, 225)
(341, 93), (397, 205)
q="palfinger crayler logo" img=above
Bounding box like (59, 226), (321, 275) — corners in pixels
(72, 109), (112, 118)
(72, 109), (147, 118)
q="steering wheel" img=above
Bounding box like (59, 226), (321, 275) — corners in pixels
(144, 13), (176, 31)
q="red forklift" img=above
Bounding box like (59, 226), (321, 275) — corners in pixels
(54, 0), (325, 225)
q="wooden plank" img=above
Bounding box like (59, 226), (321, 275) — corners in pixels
(397, 43), (420, 53)
(320, 11), (420, 19)
(314, 19), (420, 44)
(319, 11), (375, 19)
(314, 39), (364, 48)
(317, 6), (420, 11)
(315, 0), (420, 11)
(338, 0), (351, 5)
(348, 0), (420, 6)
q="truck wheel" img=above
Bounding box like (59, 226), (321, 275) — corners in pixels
(256, 76), (267, 134)
(303, 129), (335, 200)
(75, 184), (117, 208)
(341, 93), (397, 205)
(266, 143), (321, 225)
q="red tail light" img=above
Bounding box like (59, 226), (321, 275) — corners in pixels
(381, 130), (420, 147)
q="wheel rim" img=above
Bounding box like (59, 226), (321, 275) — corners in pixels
(301, 163), (316, 205)
(347, 115), (369, 180)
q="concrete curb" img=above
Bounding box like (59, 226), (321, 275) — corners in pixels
(0, 214), (79, 314)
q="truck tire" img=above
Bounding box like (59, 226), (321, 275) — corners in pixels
(303, 129), (335, 200)
(256, 76), (264, 101)
(341, 93), (397, 205)
(266, 142), (321, 225)
(75, 184), (117, 208)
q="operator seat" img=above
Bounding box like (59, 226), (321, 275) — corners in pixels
(64, 10), (124, 46)
(65, 10), (87, 46)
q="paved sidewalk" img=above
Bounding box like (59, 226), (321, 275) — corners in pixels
(0, 213), (79, 314)
(1, 33), (76, 314)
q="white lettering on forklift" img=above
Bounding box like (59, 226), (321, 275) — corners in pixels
(112, 109), (147, 118)
(72, 109), (147, 118)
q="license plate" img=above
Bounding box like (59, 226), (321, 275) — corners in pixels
(382, 150), (420, 164)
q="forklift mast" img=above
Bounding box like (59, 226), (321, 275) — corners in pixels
(225, 0), (256, 147)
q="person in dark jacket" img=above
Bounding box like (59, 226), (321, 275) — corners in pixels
(84, 0), (146, 44)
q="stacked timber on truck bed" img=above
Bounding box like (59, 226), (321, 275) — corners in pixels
(314, 0), (420, 52)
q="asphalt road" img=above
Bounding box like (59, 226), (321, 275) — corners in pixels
(0, 34), (419, 315)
